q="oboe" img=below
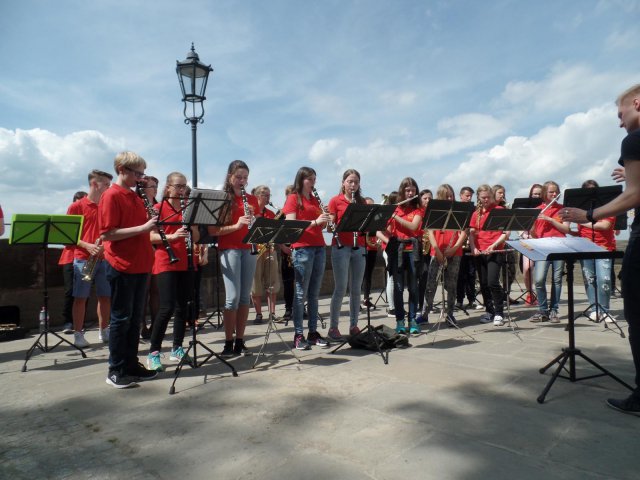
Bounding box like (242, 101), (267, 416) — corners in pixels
(311, 187), (343, 249)
(240, 186), (258, 255)
(136, 181), (179, 264)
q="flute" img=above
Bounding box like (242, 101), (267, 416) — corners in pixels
(395, 194), (419, 206)
(136, 182), (179, 264)
(311, 187), (343, 249)
(538, 192), (563, 216)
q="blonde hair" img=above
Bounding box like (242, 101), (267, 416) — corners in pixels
(616, 84), (640, 106)
(113, 151), (146, 174)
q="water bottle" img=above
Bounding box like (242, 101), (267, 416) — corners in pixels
(39, 307), (47, 333)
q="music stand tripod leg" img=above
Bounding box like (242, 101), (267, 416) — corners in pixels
(252, 315), (301, 368)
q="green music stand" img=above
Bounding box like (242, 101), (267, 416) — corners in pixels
(10, 214), (87, 371)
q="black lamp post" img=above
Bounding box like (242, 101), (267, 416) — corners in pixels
(176, 43), (213, 188)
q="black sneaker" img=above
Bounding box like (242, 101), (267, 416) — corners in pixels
(307, 331), (329, 347)
(606, 395), (640, 417)
(253, 314), (263, 325)
(293, 334), (311, 350)
(221, 341), (236, 358)
(126, 362), (158, 381)
(234, 339), (252, 356)
(106, 371), (138, 389)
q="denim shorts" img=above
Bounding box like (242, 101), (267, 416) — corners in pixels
(73, 259), (111, 298)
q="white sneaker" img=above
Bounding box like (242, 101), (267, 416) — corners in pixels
(493, 315), (505, 326)
(603, 314), (616, 324)
(74, 332), (90, 348)
(589, 311), (599, 321)
(98, 327), (110, 344)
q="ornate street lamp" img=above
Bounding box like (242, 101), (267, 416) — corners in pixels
(176, 43), (213, 187)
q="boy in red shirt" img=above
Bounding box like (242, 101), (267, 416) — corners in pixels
(68, 170), (113, 348)
(99, 152), (157, 388)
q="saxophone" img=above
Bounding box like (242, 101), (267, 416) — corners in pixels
(421, 231), (431, 256)
(81, 238), (102, 282)
(257, 203), (284, 257)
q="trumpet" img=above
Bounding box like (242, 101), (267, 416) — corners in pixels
(240, 186), (258, 255)
(312, 187), (343, 249)
(81, 238), (102, 282)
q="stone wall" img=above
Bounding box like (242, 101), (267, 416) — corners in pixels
(0, 239), (387, 329)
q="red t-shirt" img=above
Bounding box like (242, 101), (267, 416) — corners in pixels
(388, 204), (422, 250)
(430, 230), (463, 257)
(328, 194), (366, 248)
(58, 245), (75, 265)
(99, 183), (154, 274)
(470, 204), (505, 251)
(578, 218), (616, 251)
(282, 193), (324, 248)
(152, 201), (197, 274)
(67, 196), (100, 261)
(218, 193), (260, 250)
(534, 202), (566, 238)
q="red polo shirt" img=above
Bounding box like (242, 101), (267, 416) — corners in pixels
(578, 217), (616, 251)
(328, 194), (366, 248)
(99, 183), (154, 274)
(67, 196), (100, 261)
(470, 204), (505, 251)
(534, 202), (565, 238)
(218, 193), (260, 250)
(282, 193), (325, 248)
(152, 200), (198, 274)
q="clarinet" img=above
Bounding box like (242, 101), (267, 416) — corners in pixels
(180, 196), (193, 268)
(351, 191), (359, 250)
(240, 186), (258, 255)
(311, 187), (343, 249)
(136, 182), (179, 264)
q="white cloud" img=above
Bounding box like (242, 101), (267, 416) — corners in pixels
(498, 63), (630, 114)
(0, 128), (124, 218)
(381, 91), (418, 107)
(308, 138), (341, 163)
(443, 104), (623, 199)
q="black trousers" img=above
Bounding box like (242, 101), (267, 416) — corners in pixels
(475, 253), (505, 316)
(149, 270), (193, 353)
(362, 249), (378, 301)
(621, 228), (640, 397)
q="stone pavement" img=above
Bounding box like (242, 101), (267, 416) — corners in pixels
(1, 288), (638, 480)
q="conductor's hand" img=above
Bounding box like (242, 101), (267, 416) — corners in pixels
(612, 166), (626, 183)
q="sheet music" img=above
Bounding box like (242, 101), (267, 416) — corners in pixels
(507, 236), (605, 262)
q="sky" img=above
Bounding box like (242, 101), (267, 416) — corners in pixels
(1, 0), (639, 239)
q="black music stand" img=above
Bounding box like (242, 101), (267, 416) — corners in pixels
(419, 200), (476, 341)
(167, 189), (238, 395)
(11, 214), (87, 371)
(508, 237), (633, 403)
(245, 217), (310, 367)
(564, 186), (625, 335)
(331, 203), (396, 364)
(481, 207), (540, 335)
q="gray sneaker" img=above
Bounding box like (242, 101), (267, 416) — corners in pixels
(549, 311), (560, 323)
(74, 332), (90, 348)
(530, 312), (549, 323)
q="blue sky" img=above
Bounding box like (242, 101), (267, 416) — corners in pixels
(1, 0), (639, 238)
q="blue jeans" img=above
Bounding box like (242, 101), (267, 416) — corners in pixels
(220, 249), (258, 310)
(534, 259), (564, 313)
(330, 245), (366, 329)
(292, 246), (325, 336)
(580, 258), (612, 312)
(105, 264), (149, 374)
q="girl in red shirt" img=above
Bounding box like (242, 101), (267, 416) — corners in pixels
(327, 169), (367, 340)
(207, 160), (260, 357)
(282, 166), (331, 350)
(146, 172), (198, 372)
(522, 183), (543, 306)
(421, 184), (467, 325)
(469, 184), (510, 326)
(378, 177), (422, 334)
(576, 179), (616, 320)
(530, 180), (570, 324)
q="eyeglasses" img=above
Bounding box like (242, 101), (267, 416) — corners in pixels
(124, 166), (145, 178)
(143, 184), (158, 190)
(170, 184), (188, 189)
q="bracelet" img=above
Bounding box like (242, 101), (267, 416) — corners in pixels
(586, 207), (596, 224)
